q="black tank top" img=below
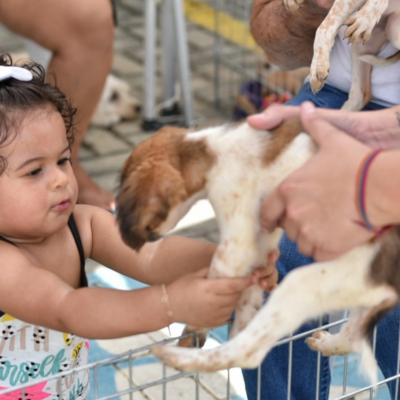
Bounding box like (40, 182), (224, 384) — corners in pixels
(0, 213), (87, 317)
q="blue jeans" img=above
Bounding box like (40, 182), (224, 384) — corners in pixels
(242, 82), (400, 400)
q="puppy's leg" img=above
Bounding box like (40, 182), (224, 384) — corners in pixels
(307, 299), (396, 384)
(342, 26), (388, 110)
(386, 10), (400, 50)
(310, 0), (366, 93)
(342, 42), (372, 110)
(344, 0), (389, 43)
(152, 244), (397, 373)
(229, 229), (282, 338)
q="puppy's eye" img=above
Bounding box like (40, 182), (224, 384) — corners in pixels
(110, 91), (120, 102)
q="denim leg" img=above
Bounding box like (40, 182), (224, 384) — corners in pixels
(243, 235), (331, 400)
(375, 305), (400, 399)
(242, 82), (386, 400)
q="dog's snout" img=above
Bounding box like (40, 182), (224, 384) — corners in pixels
(135, 104), (142, 113)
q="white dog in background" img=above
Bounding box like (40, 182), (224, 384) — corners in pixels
(11, 45), (141, 128)
(91, 74), (141, 127)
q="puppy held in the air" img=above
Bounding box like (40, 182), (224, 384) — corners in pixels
(116, 119), (400, 382)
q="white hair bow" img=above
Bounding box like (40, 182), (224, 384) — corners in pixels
(0, 66), (33, 82)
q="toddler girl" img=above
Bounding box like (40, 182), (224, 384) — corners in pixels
(0, 55), (277, 399)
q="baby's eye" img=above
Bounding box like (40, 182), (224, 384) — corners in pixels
(28, 168), (42, 177)
(58, 157), (72, 166)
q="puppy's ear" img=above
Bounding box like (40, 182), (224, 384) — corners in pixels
(117, 162), (187, 251)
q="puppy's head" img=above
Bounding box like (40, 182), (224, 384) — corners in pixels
(117, 126), (215, 250)
(92, 75), (141, 127)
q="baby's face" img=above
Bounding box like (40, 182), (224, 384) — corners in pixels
(0, 108), (78, 242)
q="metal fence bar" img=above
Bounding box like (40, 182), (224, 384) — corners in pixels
(287, 333), (293, 400)
(129, 353), (133, 400)
(396, 312), (400, 399)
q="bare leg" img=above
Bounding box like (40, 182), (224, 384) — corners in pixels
(0, 0), (116, 210)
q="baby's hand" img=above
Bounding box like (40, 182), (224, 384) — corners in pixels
(167, 268), (253, 328)
(251, 249), (280, 292)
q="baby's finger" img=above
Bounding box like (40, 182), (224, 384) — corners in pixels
(268, 249), (280, 264)
(259, 269), (279, 292)
(252, 263), (275, 281)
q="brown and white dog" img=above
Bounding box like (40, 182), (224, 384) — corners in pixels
(284, 0), (400, 110)
(116, 120), (400, 382)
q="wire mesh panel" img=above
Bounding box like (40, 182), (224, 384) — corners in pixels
(183, 0), (309, 119)
(1, 316), (398, 400)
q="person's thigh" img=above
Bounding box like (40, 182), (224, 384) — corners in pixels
(0, 0), (114, 52)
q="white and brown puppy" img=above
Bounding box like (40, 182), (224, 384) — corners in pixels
(117, 120), (400, 382)
(285, 0), (400, 111)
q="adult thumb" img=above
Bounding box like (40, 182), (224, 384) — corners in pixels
(300, 101), (338, 148)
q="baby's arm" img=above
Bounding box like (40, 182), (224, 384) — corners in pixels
(0, 241), (253, 339)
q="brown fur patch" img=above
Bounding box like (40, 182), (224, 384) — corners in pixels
(361, 297), (398, 341)
(117, 126), (216, 250)
(178, 138), (216, 196)
(370, 226), (400, 296)
(263, 117), (304, 165)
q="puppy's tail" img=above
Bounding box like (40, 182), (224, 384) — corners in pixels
(360, 51), (400, 66)
(359, 340), (378, 387)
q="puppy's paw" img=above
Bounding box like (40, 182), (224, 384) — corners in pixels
(310, 53), (330, 94)
(151, 345), (228, 372)
(306, 330), (352, 356)
(152, 345), (186, 369)
(345, 12), (379, 43)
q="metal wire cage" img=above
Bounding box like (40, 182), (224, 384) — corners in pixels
(1, 313), (398, 400)
(184, 0), (309, 120)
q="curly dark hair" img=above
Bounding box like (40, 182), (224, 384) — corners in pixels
(0, 53), (77, 174)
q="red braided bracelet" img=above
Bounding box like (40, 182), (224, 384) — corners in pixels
(354, 149), (393, 236)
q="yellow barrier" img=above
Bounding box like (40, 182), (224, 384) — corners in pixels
(183, 0), (257, 50)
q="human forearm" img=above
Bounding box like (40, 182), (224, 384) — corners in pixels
(251, 0), (328, 69)
(367, 150), (400, 227)
(57, 286), (171, 339)
(142, 236), (216, 285)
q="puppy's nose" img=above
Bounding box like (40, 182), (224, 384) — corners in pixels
(147, 231), (161, 242)
(135, 104), (142, 113)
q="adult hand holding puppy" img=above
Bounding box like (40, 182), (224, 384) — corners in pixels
(251, 102), (400, 261)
